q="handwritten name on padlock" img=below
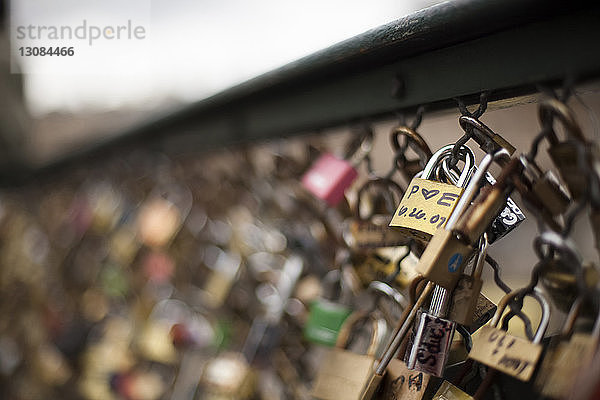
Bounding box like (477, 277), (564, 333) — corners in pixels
(349, 219), (410, 249)
(469, 325), (541, 381)
(390, 178), (463, 239)
(411, 315), (454, 371)
(385, 360), (430, 400)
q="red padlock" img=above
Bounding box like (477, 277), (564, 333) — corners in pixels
(302, 130), (373, 206)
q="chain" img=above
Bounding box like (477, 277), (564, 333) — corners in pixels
(448, 92), (490, 168)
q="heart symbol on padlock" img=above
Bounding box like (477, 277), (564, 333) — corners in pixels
(421, 188), (439, 200)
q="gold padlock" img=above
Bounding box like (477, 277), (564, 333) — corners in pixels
(535, 297), (599, 398)
(389, 144), (475, 243)
(347, 178), (409, 250)
(432, 380), (473, 400)
(378, 358), (430, 400)
(448, 234), (489, 327)
(312, 312), (385, 400)
(417, 148), (511, 289)
(469, 288), (550, 382)
(539, 98), (595, 200)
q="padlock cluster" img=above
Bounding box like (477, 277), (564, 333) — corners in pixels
(0, 88), (598, 400)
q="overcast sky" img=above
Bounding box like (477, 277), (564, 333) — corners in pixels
(12, 0), (442, 116)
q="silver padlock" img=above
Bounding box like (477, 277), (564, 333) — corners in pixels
(405, 285), (456, 377)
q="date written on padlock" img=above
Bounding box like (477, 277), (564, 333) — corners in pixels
(390, 179), (463, 238)
(469, 325), (540, 381)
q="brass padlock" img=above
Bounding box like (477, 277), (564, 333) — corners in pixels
(469, 288), (550, 382)
(519, 155), (571, 217)
(379, 358), (430, 400)
(359, 282), (436, 400)
(389, 144), (475, 243)
(440, 159), (525, 244)
(417, 148), (511, 289)
(534, 231), (597, 314)
(535, 297), (599, 399)
(447, 234), (489, 327)
(432, 380), (473, 400)
(539, 98), (596, 199)
(312, 312), (385, 400)
(347, 178), (410, 250)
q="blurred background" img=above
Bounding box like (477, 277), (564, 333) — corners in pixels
(6, 0), (443, 164)
(0, 0), (598, 399)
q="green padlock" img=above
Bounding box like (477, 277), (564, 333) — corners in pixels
(304, 268), (354, 346)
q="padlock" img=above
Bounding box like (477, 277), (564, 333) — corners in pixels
(368, 280), (410, 347)
(346, 178), (410, 249)
(301, 130), (373, 206)
(312, 312), (386, 400)
(447, 234), (489, 327)
(441, 159), (525, 244)
(417, 148), (512, 289)
(432, 380), (473, 400)
(406, 285), (456, 377)
(199, 352), (256, 400)
(200, 247), (242, 309)
(389, 144), (475, 242)
(304, 269), (353, 347)
(534, 231), (597, 314)
(538, 98), (596, 199)
(355, 247), (418, 289)
(359, 281), (436, 400)
(535, 297), (599, 399)
(379, 358), (430, 400)
(469, 288), (550, 381)
(519, 155), (571, 217)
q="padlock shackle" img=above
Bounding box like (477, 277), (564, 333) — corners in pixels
(375, 281), (435, 375)
(336, 312), (382, 357)
(491, 288), (550, 344)
(538, 98), (586, 144)
(367, 280), (409, 310)
(561, 296), (584, 337)
(473, 233), (489, 279)
(533, 231), (583, 269)
(344, 128), (374, 165)
(355, 178), (404, 220)
(390, 125), (433, 168)
(421, 144), (474, 186)
(446, 148), (511, 230)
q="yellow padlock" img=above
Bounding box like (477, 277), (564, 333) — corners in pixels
(312, 312), (386, 400)
(389, 144), (475, 243)
(469, 288), (550, 382)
